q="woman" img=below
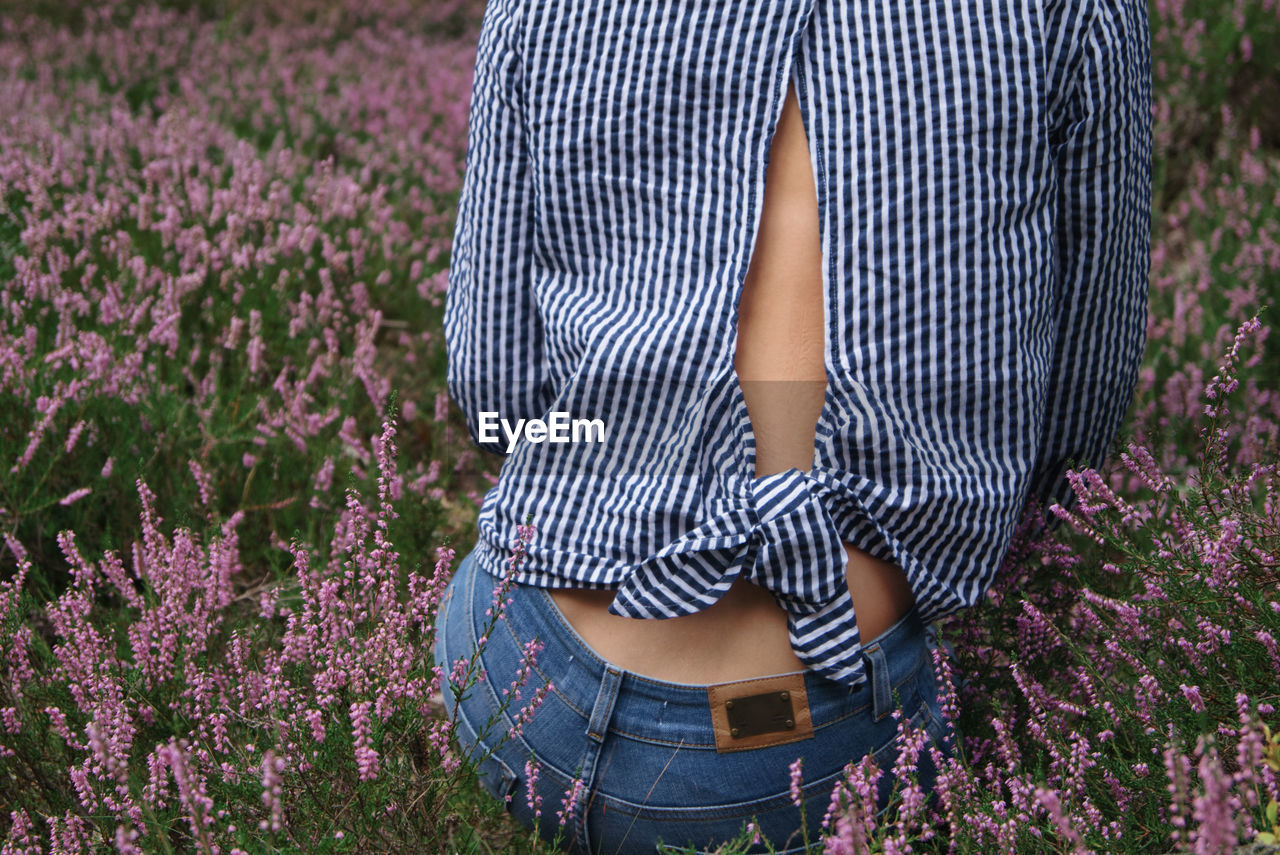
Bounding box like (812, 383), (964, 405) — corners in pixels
(437, 0), (1151, 851)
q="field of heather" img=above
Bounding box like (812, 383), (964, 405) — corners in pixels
(1, 1), (1278, 852)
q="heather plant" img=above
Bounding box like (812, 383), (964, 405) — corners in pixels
(904, 313), (1280, 854)
(2, 0), (1280, 853)
(1142, 106), (1280, 470)
(0, 0), (495, 603)
(1, 409), (548, 852)
(1149, 0), (1280, 206)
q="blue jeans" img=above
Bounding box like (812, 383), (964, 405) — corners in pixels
(435, 547), (957, 854)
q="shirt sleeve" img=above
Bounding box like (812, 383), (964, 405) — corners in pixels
(1023, 0), (1152, 533)
(443, 0), (552, 457)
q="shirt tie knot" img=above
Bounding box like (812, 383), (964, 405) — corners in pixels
(609, 464), (871, 684)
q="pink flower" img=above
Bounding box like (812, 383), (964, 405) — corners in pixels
(556, 776), (587, 828)
(789, 757), (805, 807)
(350, 700), (379, 781)
(524, 758), (543, 819)
(58, 487), (92, 506)
(1180, 684), (1208, 713)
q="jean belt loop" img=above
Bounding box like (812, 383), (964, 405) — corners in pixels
(573, 666), (623, 848)
(587, 666), (624, 745)
(864, 642), (892, 722)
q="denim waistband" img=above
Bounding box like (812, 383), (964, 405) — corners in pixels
(479, 552), (932, 747)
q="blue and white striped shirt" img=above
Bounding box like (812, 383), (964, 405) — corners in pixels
(444, 0), (1151, 687)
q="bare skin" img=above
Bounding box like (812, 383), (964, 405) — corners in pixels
(549, 79), (915, 684)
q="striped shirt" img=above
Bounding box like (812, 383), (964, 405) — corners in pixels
(443, 0), (1151, 687)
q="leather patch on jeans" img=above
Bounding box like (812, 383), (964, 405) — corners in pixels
(707, 673), (814, 754)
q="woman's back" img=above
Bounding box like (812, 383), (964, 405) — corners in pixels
(548, 79), (915, 684)
(444, 0), (1151, 686)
